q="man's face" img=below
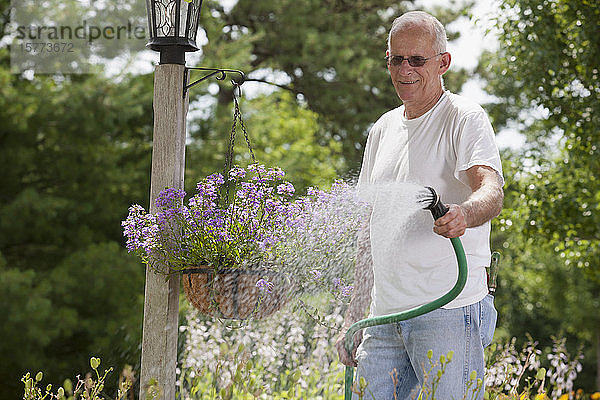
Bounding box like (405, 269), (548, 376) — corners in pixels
(387, 25), (450, 107)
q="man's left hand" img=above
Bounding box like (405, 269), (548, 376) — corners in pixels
(433, 204), (466, 238)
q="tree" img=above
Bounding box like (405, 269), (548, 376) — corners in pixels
(196, 0), (471, 172)
(185, 90), (344, 191)
(0, 41), (155, 395)
(479, 0), (600, 389)
(9, 0), (147, 74)
(0, 0), (479, 397)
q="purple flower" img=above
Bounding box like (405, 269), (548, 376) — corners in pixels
(195, 173), (224, 204)
(126, 204), (145, 217)
(277, 182), (295, 196)
(309, 269), (323, 279)
(306, 186), (325, 197)
(331, 179), (348, 193)
(228, 166), (246, 181)
(331, 277), (354, 297)
(255, 278), (274, 293)
(341, 285), (354, 297)
(122, 163), (370, 295)
(121, 205), (160, 254)
(333, 278), (342, 289)
(258, 236), (278, 251)
(155, 188), (186, 210)
(206, 173), (225, 186)
(266, 167), (285, 181)
(248, 163), (266, 175)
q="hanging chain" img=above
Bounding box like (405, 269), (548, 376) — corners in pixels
(224, 102), (238, 181)
(223, 82), (257, 203)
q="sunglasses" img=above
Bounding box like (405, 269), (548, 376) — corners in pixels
(385, 52), (445, 68)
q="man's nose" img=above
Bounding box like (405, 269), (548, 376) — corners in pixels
(398, 59), (414, 73)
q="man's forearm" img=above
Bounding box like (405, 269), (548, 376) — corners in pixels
(461, 169), (504, 228)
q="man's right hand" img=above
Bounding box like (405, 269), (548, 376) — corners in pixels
(335, 327), (363, 367)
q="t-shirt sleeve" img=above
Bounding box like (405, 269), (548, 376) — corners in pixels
(454, 110), (504, 186)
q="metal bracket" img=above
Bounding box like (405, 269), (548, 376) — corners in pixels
(183, 67), (245, 97)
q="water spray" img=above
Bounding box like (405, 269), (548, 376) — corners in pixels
(343, 186), (468, 400)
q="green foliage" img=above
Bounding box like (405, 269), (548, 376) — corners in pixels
(47, 242), (145, 374)
(401, 350), (481, 400)
(0, 266), (56, 372)
(9, 0), (146, 74)
(0, 1), (493, 398)
(177, 319), (592, 399)
(22, 357), (132, 400)
(185, 90), (343, 193)
(484, 337), (589, 400)
(0, 55), (152, 397)
(177, 342), (345, 399)
(17, 336), (598, 400)
(478, 0), (600, 272)
(191, 0), (471, 172)
(480, 0), (600, 390)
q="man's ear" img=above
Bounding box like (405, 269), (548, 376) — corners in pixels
(439, 52), (451, 75)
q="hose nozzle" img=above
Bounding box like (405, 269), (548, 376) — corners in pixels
(418, 186), (449, 220)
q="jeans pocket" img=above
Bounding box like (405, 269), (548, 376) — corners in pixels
(480, 294), (497, 348)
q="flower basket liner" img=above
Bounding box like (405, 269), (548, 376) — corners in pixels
(182, 267), (290, 319)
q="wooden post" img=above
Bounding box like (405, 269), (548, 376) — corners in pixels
(139, 64), (188, 400)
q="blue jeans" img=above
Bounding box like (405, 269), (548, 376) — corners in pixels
(354, 294), (497, 400)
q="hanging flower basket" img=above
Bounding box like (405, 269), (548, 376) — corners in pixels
(181, 267), (291, 319)
(122, 86), (366, 321)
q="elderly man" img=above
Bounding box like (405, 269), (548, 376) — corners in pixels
(336, 11), (504, 400)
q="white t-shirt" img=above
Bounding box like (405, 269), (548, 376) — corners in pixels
(357, 91), (503, 316)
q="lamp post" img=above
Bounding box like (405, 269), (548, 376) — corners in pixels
(140, 2), (200, 399)
(140, 1), (200, 399)
(140, 1), (244, 398)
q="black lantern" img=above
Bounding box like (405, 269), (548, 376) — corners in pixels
(145, 0), (203, 65)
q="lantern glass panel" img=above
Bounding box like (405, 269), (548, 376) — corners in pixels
(186, 0), (201, 42)
(145, 0), (202, 57)
(147, 0), (202, 40)
(151, 0), (175, 38)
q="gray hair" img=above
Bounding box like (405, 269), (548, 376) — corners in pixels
(387, 11), (447, 53)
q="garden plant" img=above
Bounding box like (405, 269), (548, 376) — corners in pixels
(122, 164), (366, 319)
(23, 320), (599, 400)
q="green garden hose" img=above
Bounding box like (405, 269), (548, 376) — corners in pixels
(343, 236), (467, 399)
(343, 186), (468, 399)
